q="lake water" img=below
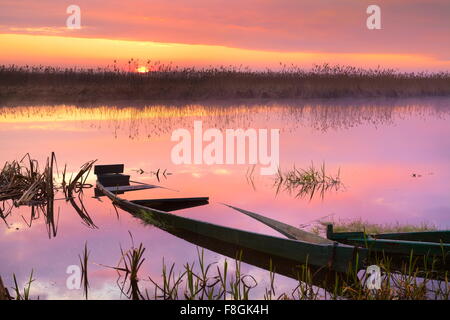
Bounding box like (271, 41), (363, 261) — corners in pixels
(1, 97), (449, 299)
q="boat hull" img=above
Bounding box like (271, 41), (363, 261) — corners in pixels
(97, 182), (366, 287)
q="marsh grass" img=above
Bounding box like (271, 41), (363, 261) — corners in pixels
(0, 154), (97, 236)
(103, 233), (147, 300)
(275, 162), (343, 200)
(79, 242), (90, 300)
(146, 249), (259, 300)
(12, 270), (35, 300)
(104, 240), (449, 300)
(0, 153), (59, 237)
(2, 243), (448, 300)
(65, 160), (98, 228)
(1, 63), (449, 103)
(0, 276), (11, 300)
(314, 217), (437, 234)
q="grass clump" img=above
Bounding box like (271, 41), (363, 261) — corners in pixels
(3, 242), (448, 300)
(106, 240), (449, 300)
(317, 218), (437, 234)
(12, 270), (35, 300)
(0, 154), (97, 236)
(0, 153), (59, 236)
(275, 162), (343, 200)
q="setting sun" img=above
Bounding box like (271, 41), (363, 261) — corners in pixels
(136, 66), (149, 73)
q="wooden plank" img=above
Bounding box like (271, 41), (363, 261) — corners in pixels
(131, 197), (209, 212)
(105, 184), (160, 193)
(97, 173), (130, 187)
(326, 224), (365, 241)
(94, 164), (124, 175)
(343, 237), (450, 257)
(327, 224), (450, 244)
(225, 204), (333, 244)
(374, 231), (450, 243)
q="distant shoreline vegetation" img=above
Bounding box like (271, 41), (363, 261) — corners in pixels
(1, 62), (449, 104)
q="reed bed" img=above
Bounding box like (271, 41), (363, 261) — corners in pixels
(0, 154), (97, 236)
(2, 242), (448, 300)
(0, 153), (59, 236)
(1, 62), (449, 104)
(0, 153), (52, 206)
(103, 242), (449, 300)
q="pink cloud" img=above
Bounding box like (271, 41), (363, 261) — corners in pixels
(0, 0), (449, 61)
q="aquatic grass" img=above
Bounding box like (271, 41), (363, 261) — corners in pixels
(227, 252), (258, 300)
(12, 270), (35, 300)
(1, 62), (450, 104)
(182, 248), (216, 300)
(275, 162), (343, 200)
(103, 234), (147, 300)
(0, 154), (46, 205)
(0, 276), (11, 300)
(65, 160), (98, 228)
(3, 244), (448, 300)
(0, 154), (98, 235)
(109, 241), (449, 301)
(325, 250), (450, 300)
(107, 238), (448, 300)
(0, 153), (59, 237)
(78, 242), (90, 300)
(146, 249), (259, 300)
(149, 259), (185, 300)
(292, 264), (321, 300)
(317, 218), (437, 234)
(44, 152), (57, 237)
(263, 260), (276, 300)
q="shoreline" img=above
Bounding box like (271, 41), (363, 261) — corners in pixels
(1, 94), (450, 109)
(1, 64), (449, 106)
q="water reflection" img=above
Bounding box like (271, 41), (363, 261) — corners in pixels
(0, 98), (449, 299)
(274, 162), (344, 200)
(1, 98), (449, 139)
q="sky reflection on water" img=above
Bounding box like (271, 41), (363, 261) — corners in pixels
(0, 98), (449, 299)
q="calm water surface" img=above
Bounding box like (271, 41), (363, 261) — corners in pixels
(1, 98), (449, 299)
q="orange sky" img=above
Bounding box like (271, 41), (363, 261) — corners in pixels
(0, 0), (449, 71)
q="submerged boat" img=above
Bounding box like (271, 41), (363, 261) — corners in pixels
(94, 164), (365, 287)
(94, 164), (449, 286)
(326, 225), (450, 272)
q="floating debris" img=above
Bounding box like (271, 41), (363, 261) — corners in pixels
(132, 167), (172, 182)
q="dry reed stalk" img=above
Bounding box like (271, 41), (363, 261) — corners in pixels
(0, 276), (11, 300)
(0, 154), (97, 233)
(66, 160), (98, 228)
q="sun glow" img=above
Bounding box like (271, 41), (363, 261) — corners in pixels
(136, 66), (149, 73)
(0, 34), (447, 72)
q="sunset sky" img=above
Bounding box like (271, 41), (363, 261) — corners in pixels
(0, 0), (449, 71)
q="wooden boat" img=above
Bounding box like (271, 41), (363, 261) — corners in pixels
(326, 225), (450, 270)
(95, 164), (449, 284)
(226, 204), (450, 274)
(94, 164), (367, 289)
